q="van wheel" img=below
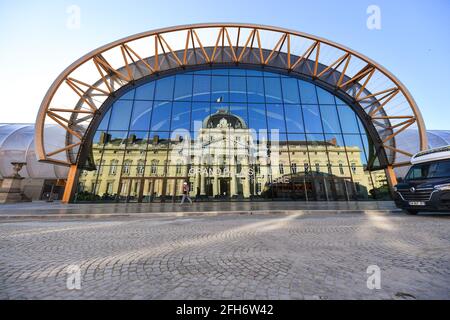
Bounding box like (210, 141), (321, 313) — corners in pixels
(405, 210), (418, 215)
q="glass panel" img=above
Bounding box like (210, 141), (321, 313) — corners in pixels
(105, 131), (128, 147)
(248, 104), (267, 131)
(325, 134), (346, 168)
(150, 101), (172, 131)
(360, 134), (372, 163)
(264, 77), (282, 103)
(247, 77), (265, 103)
(97, 108), (111, 131)
(281, 77), (300, 104)
(229, 68), (246, 76)
(193, 75), (211, 102)
(155, 77), (175, 101)
(306, 133), (327, 158)
(147, 132), (169, 163)
(337, 105), (360, 134)
(119, 89), (135, 100)
(144, 178), (165, 202)
(135, 82), (155, 100)
(320, 105), (341, 134)
(174, 74), (193, 101)
(229, 76), (247, 102)
(118, 179), (131, 202)
(191, 102), (210, 133)
(335, 97), (347, 105)
(194, 69), (212, 75)
(128, 179), (142, 202)
(229, 103), (248, 128)
(211, 102), (229, 116)
(109, 100), (133, 130)
(266, 104), (286, 132)
(303, 105), (323, 133)
(126, 131), (149, 151)
(211, 76), (229, 103)
(212, 69), (229, 76)
(171, 101), (191, 131)
(284, 105), (304, 132)
(130, 101), (152, 131)
(299, 80), (318, 104)
(316, 87), (335, 104)
(369, 169), (391, 200)
(344, 134), (368, 166)
(357, 116), (367, 135)
(246, 69), (262, 77)
(144, 165), (167, 178)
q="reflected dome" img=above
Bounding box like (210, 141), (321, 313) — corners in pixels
(203, 109), (248, 129)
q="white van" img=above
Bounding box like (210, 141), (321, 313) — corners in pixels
(394, 146), (450, 214)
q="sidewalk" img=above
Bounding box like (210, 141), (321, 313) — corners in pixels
(0, 201), (400, 220)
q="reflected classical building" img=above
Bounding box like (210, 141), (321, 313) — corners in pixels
(76, 68), (390, 203)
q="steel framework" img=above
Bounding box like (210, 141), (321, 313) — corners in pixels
(35, 23), (427, 168)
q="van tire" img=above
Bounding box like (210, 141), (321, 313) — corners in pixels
(405, 210), (418, 215)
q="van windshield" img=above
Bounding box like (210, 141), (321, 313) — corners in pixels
(406, 159), (450, 181)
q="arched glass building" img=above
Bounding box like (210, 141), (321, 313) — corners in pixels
(74, 68), (389, 202)
(33, 23), (430, 203)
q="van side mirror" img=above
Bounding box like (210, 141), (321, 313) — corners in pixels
(397, 177), (404, 183)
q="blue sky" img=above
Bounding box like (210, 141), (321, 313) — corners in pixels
(0, 0), (449, 129)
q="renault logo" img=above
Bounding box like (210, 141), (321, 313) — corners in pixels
(410, 187), (416, 193)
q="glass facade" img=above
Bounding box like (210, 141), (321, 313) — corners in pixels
(75, 68), (390, 203)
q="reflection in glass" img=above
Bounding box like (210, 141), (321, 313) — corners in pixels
(76, 68), (389, 203)
(285, 105), (304, 132)
(130, 101), (152, 131)
(229, 76), (247, 102)
(299, 80), (318, 104)
(151, 101), (172, 131)
(171, 102), (191, 131)
(247, 77), (265, 103)
(303, 105), (323, 133)
(344, 134), (368, 166)
(281, 78), (300, 104)
(109, 100), (133, 130)
(337, 105), (360, 134)
(266, 104), (286, 132)
(316, 87), (335, 105)
(248, 104), (267, 131)
(155, 77), (175, 100)
(211, 76), (229, 103)
(135, 82), (155, 100)
(193, 75), (211, 101)
(174, 75), (193, 101)
(264, 77), (282, 103)
(320, 105), (341, 134)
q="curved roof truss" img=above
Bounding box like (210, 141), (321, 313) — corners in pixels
(35, 23), (427, 168)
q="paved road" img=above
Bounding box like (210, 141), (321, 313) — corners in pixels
(0, 212), (449, 300)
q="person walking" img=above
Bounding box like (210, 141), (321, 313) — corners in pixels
(181, 180), (193, 204)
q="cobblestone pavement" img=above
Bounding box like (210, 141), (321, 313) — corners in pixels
(0, 212), (449, 300)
